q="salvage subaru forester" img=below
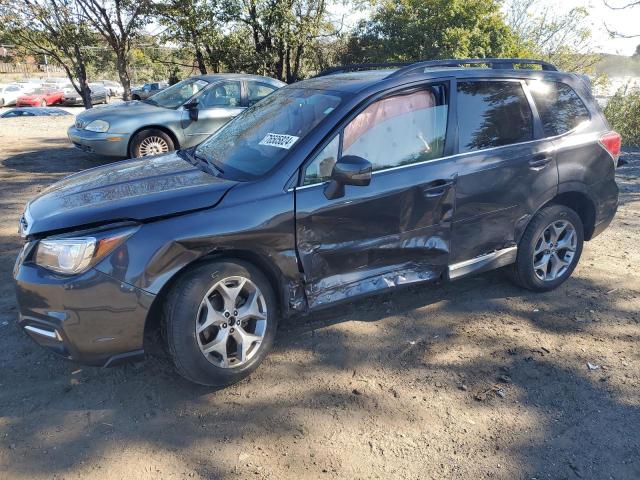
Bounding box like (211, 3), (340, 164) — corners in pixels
(14, 59), (620, 386)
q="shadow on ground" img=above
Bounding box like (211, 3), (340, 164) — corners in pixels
(0, 142), (638, 479)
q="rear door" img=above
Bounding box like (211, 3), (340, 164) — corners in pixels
(449, 79), (558, 266)
(295, 80), (457, 309)
(181, 80), (244, 147)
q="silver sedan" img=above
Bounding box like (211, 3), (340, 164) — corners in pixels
(67, 74), (285, 158)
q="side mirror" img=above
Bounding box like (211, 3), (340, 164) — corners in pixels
(324, 155), (372, 200)
(184, 100), (199, 121)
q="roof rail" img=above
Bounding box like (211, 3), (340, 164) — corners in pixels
(388, 58), (558, 77)
(316, 62), (413, 77)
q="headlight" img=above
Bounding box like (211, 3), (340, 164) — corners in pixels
(34, 227), (136, 275)
(84, 119), (110, 133)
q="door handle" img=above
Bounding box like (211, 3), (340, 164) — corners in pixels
(529, 154), (552, 170)
(424, 179), (452, 197)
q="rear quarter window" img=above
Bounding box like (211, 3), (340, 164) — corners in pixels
(527, 80), (590, 136)
(456, 81), (533, 153)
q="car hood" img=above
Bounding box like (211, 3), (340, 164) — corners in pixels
(22, 152), (237, 237)
(76, 100), (162, 124)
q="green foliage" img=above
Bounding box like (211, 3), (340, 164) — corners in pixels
(343, 0), (519, 64)
(604, 87), (640, 147)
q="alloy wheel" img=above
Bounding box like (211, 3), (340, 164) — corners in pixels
(532, 219), (577, 281)
(195, 276), (268, 368)
(139, 136), (170, 156)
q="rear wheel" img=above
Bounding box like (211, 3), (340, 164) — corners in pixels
(130, 128), (174, 157)
(509, 204), (584, 291)
(163, 260), (278, 386)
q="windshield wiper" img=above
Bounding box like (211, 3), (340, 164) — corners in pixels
(142, 98), (157, 106)
(195, 151), (225, 176)
(178, 149), (224, 177)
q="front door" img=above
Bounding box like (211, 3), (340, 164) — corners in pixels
(181, 80), (244, 147)
(295, 81), (457, 309)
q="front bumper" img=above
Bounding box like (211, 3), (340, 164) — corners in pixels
(14, 255), (155, 367)
(67, 126), (129, 157)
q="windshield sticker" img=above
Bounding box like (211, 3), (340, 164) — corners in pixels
(259, 133), (300, 149)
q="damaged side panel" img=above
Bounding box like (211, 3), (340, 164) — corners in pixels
(295, 166), (455, 310)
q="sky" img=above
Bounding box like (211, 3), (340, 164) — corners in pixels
(557, 0), (638, 55)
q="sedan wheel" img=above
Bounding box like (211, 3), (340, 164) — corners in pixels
(196, 276), (268, 368)
(139, 136), (170, 156)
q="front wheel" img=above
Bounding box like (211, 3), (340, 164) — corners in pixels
(163, 260), (278, 386)
(130, 128), (174, 157)
(509, 204), (584, 292)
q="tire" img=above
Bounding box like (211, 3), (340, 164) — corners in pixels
(130, 128), (174, 158)
(163, 260), (278, 387)
(509, 204), (584, 292)
(132, 94), (140, 100)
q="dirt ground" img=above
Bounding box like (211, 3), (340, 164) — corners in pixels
(0, 117), (638, 480)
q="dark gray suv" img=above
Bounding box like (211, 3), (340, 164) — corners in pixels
(14, 59), (620, 386)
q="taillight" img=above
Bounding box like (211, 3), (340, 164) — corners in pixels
(599, 131), (622, 167)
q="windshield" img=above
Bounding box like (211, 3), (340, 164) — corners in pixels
(195, 88), (344, 180)
(145, 78), (208, 108)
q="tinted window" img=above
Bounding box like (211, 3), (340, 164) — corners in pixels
(200, 81), (241, 108)
(248, 82), (277, 106)
(343, 85), (448, 172)
(528, 80), (590, 136)
(457, 81), (533, 153)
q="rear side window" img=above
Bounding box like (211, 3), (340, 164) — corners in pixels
(457, 81), (533, 153)
(527, 80), (590, 136)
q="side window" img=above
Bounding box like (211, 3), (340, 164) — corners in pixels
(303, 135), (340, 185)
(457, 81), (533, 153)
(344, 85), (448, 171)
(527, 80), (590, 136)
(247, 82), (277, 106)
(200, 81), (242, 108)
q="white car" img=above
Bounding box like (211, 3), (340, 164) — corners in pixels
(97, 80), (124, 99)
(0, 83), (29, 107)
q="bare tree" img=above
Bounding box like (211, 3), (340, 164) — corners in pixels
(76, 0), (151, 99)
(604, 0), (639, 39)
(1, 0), (96, 107)
(505, 0), (601, 73)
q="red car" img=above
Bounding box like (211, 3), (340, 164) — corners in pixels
(16, 88), (64, 107)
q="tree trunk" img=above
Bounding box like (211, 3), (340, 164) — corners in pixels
(115, 51), (132, 100)
(73, 45), (92, 109)
(194, 44), (208, 74)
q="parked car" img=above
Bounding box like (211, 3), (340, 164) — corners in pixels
(16, 87), (64, 107)
(62, 83), (109, 106)
(14, 59), (620, 387)
(0, 83), (28, 106)
(68, 74), (285, 157)
(130, 82), (168, 100)
(1, 107), (71, 118)
(97, 80), (124, 98)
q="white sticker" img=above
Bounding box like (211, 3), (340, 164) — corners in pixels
(258, 133), (299, 149)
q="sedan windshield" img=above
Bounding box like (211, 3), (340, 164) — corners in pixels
(195, 88), (344, 180)
(145, 78), (208, 108)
